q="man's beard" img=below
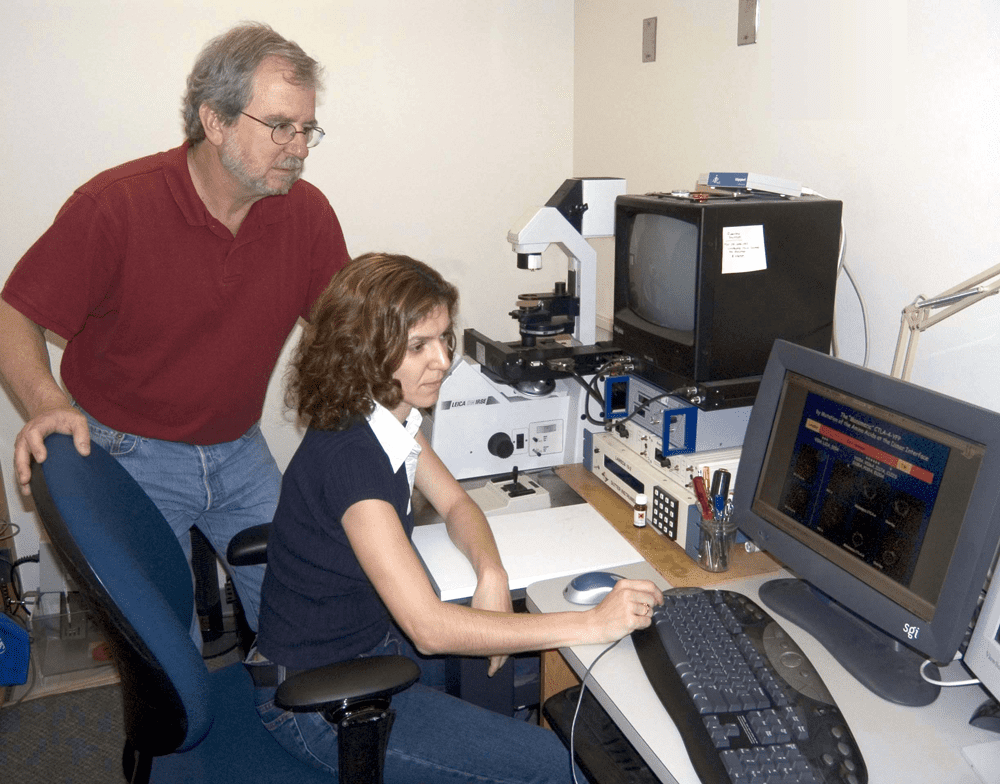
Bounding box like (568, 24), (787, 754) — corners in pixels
(220, 136), (303, 197)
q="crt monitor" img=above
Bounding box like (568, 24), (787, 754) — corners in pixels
(732, 340), (1000, 707)
(612, 193), (842, 410)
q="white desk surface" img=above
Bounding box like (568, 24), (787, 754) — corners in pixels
(526, 561), (1000, 784)
(412, 502), (644, 602)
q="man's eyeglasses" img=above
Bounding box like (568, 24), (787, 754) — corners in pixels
(240, 112), (325, 148)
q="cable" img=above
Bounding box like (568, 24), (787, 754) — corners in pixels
(8, 553), (40, 615)
(2, 593), (37, 706)
(801, 186), (870, 367)
(567, 355), (692, 436)
(12, 554), (39, 570)
(0, 520), (20, 539)
(613, 386), (693, 429)
(565, 358), (628, 427)
(569, 639), (622, 784)
(202, 635), (240, 660)
(919, 657), (980, 688)
(833, 232), (872, 367)
(572, 373), (607, 427)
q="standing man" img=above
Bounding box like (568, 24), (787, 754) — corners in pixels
(0, 22), (349, 636)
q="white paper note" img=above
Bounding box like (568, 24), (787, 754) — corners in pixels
(722, 224), (767, 273)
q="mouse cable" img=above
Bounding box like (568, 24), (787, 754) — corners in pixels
(919, 655), (980, 688)
(569, 638), (623, 784)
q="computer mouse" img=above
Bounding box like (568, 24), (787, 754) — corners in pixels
(563, 571), (623, 605)
(969, 697), (1000, 734)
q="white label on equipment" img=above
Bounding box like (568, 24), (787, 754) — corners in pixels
(722, 225), (767, 273)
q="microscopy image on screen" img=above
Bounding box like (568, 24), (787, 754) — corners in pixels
(776, 392), (950, 589)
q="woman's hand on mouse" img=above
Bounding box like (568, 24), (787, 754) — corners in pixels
(587, 579), (663, 643)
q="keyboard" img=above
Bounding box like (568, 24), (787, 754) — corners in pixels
(631, 587), (866, 784)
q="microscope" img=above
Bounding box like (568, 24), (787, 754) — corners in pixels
(430, 178), (626, 480)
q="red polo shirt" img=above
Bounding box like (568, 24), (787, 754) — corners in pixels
(3, 144), (349, 444)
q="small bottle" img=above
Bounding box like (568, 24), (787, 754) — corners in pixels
(633, 493), (647, 528)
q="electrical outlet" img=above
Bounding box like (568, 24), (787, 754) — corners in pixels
(60, 591), (89, 639)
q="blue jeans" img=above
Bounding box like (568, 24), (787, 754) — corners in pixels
(252, 626), (586, 783)
(82, 409), (279, 635)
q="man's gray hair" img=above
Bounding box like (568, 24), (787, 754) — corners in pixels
(182, 22), (323, 143)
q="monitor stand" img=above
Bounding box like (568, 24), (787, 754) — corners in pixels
(758, 578), (941, 707)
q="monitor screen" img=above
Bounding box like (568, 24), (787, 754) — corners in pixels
(734, 340), (1000, 706)
(627, 212), (698, 333)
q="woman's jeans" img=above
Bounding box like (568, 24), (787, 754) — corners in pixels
(82, 408), (279, 642)
(251, 626), (586, 783)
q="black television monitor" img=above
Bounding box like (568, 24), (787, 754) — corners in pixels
(612, 193), (842, 410)
(733, 340), (1000, 706)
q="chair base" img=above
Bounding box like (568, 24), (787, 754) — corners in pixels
(123, 740), (153, 784)
(334, 705), (397, 784)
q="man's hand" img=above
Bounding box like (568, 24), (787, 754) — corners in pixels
(0, 302), (91, 494)
(14, 405), (91, 495)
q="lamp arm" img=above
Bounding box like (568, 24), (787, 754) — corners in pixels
(889, 261), (1000, 380)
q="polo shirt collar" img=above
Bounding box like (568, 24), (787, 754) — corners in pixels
(163, 142), (206, 226)
(163, 141), (294, 230)
(367, 402), (422, 477)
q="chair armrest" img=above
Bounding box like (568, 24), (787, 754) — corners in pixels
(226, 523), (270, 566)
(275, 655), (420, 713)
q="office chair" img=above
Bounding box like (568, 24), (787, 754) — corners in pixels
(30, 434), (419, 784)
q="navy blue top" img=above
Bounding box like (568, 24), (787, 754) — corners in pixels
(257, 423), (414, 668)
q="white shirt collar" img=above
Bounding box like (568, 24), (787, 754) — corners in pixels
(367, 402), (423, 499)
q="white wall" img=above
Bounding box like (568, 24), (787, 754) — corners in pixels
(8, 1), (998, 593)
(576, 0), (1000, 407)
(2, 0), (575, 589)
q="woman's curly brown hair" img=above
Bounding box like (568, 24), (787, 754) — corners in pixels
(288, 252), (459, 430)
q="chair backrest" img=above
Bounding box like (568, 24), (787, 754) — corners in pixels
(30, 434), (214, 754)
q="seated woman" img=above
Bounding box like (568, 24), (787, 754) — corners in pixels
(253, 252), (662, 783)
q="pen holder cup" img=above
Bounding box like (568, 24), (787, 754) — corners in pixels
(698, 517), (738, 573)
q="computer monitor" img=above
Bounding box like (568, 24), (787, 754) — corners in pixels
(732, 340), (1000, 707)
(611, 193), (842, 410)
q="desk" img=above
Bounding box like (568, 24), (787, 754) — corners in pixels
(520, 470), (1000, 784)
(413, 501), (645, 601)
